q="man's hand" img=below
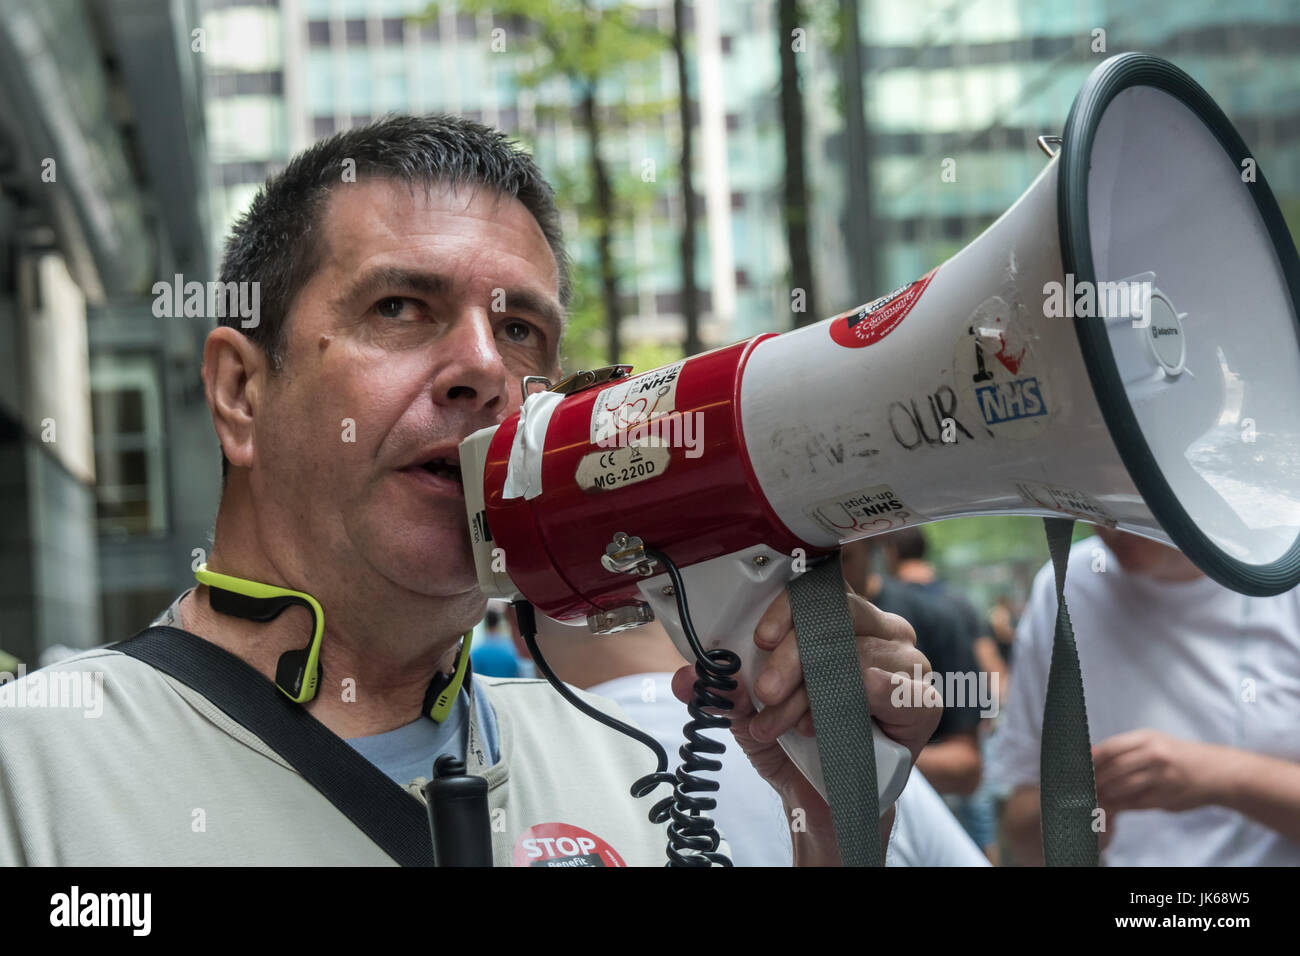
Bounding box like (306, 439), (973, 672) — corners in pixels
(670, 589), (941, 864)
(1093, 729), (1226, 813)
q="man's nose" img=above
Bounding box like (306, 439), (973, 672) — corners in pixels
(432, 310), (510, 414)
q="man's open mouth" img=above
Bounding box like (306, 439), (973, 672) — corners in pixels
(417, 457), (463, 485)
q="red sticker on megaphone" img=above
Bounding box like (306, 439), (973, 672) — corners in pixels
(829, 267), (938, 349)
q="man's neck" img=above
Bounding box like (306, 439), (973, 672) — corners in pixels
(895, 560), (935, 585)
(178, 572), (478, 740)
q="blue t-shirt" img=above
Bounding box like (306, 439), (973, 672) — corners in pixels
(345, 675), (500, 785)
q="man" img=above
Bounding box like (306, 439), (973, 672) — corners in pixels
(531, 616), (990, 867)
(0, 116), (938, 866)
(994, 527), (1300, 865)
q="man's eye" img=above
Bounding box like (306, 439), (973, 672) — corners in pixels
(502, 320), (535, 343)
(376, 297), (411, 319)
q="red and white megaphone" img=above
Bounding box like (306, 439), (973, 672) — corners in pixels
(460, 53), (1300, 811)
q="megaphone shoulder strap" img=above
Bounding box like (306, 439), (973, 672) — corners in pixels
(787, 553), (882, 867)
(1040, 517), (1101, 866)
(113, 625), (436, 867)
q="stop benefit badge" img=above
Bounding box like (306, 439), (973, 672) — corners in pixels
(512, 822), (629, 867)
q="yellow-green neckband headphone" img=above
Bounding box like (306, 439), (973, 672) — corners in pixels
(194, 564), (472, 722)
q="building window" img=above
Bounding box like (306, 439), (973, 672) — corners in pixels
(382, 18), (405, 44)
(345, 19), (367, 45)
(307, 20), (330, 46)
(90, 355), (167, 537)
(208, 71), (284, 97)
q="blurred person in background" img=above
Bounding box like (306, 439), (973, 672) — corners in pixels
(470, 601), (523, 678)
(887, 528), (1005, 683)
(988, 593), (1019, 673)
(993, 527), (1300, 865)
(529, 613), (989, 867)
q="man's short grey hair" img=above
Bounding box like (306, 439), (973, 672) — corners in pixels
(217, 113), (571, 371)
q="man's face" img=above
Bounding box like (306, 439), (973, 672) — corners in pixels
(250, 178), (562, 600)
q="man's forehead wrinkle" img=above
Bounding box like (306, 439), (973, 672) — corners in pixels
(312, 178), (562, 328)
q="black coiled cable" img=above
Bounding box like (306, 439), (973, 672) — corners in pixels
(640, 548), (738, 867)
(514, 547), (738, 867)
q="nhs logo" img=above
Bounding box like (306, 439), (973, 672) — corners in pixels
(975, 377), (1047, 425)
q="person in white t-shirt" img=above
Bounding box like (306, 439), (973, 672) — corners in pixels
(993, 528), (1300, 866)
(533, 617), (989, 867)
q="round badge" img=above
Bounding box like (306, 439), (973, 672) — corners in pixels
(512, 822), (628, 867)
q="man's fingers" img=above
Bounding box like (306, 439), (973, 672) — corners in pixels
(753, 592), (921, 702)
(673, 659), (753, 704)
(858, 634), (928, 680)
(754, 627), (802, 705)
(670, 664), (694, 705)
(864, 667), (943, 760)
(1093, 729), (1154, 765)
(1093, 743), (1153, 790)
(1096, 767), (1157, 804)
(749, 685), (809, 742)
(848, 596), (917, 649)
(754, 592), (792, 649)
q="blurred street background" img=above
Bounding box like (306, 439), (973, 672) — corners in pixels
(2, 0), (1298, 662)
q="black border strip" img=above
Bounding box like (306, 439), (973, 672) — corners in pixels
(1059, 52), (1300, 596)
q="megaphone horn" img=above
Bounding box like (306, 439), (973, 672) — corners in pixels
(460, 52), (1300, 810)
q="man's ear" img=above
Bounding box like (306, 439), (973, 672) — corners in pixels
(203, 326), (266, 469)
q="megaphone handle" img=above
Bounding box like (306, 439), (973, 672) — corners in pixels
(638, 554), (912, 816)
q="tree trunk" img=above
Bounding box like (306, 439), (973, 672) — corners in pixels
(581, 86), (622, 365)
(778, 0), (818, 326)
(673, 0), (701, 356)
(839, 0), (877, 305)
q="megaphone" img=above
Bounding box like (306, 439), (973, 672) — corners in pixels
(459, 53), (1300, 817)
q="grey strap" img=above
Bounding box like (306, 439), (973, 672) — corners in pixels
(1040, 518), (1100, 866)
(787, 553), (881, 867)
